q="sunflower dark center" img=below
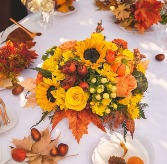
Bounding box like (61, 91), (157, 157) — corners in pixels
(84, 48), (100, 63)
(47, 86), (56, 103)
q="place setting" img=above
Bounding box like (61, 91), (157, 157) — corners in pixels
(20, 0), (78, 28)
(92, 128), (155, 164)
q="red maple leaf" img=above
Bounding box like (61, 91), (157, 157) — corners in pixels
(52, 109), (106, 143)
(134, 0), (163, 33)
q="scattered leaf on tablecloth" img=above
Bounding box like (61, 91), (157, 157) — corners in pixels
(52, 109), (106, 143)
(12, 136), (33, 151)
(11, 127), (73, 163)
(29, 156), (42, 164)
(18, 78), (36, 92)
(24, 92), (38, 108)
(0, 77), (13, 88)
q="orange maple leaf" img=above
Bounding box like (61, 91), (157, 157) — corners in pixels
(134, 0), (163, 33)
(52, 109), (106, 143)
(126, 119), (135, 138)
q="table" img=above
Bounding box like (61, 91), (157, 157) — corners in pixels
(0, 0), (167, 163)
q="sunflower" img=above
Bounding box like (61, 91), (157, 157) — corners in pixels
(36, 77), (59, 111)
(75, 34), (107, 69)
(42, 56), (58, 72)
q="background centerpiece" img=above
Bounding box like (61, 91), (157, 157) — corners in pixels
(95, 0), (167, 33)
(0, 41), (38, 89)
(20, 21), (149, 143)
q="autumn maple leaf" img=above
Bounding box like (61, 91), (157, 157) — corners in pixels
(18, 78), (38, 108)
(134, 0), (164, 33)
(126, 119), (135, 138)
(12, 136), (33, 151)
(111, 4), (131, 21)
(52, 109), (106, 143)
(18, 78), (36, 92)
(12, 128), (68, 164)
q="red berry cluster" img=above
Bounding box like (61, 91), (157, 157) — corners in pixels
(59, 60), (89, 91)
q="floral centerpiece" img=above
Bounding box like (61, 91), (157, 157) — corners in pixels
(0, 41), (38, 88)
(20, 21), (149, 143)
(95, 0), (166, 33)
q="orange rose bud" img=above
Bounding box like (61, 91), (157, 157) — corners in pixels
(36, 72), (43, 84)
(106, 50), (115, 64)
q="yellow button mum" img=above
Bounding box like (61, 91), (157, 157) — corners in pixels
(65, 86), (88, 111)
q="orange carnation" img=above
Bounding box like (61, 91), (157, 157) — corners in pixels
(36, 72), (43, 85)
(116, 74), (137, 98)
(59, 40), (77, 51)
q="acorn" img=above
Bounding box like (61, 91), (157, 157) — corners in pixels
(11, 148), (26, 162)
(155, 54), (165, 61)
(31, 128), (41, 141)
(57, 143), (69, 156)
(12, 84), (24, 95)
(50, 147), (59, 156)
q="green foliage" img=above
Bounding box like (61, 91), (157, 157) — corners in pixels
(122, 121), (128, 142)
(160, 14), (167, 25)
(42, 46), (57, 61)
(31, 111), (49, 128)
(138, 103), (148, 119)
(32, 67), (52, 78)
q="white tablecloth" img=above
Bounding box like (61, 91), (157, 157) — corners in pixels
(0, 0), (167, 163)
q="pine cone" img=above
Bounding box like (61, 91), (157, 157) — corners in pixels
(108, 156), (126, 164)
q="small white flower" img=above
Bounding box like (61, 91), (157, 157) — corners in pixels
(91, 78), (97, 83)
(103, 93), (109, 99)
(101, 78), (108, 83)
(113, 104), (117, 109)
(97, 88), (103, 93)
(110, 93), (116, 98)
(105, 108), (111, 114)
(96, 94), (101, 100)
(111, 86), (117, 93)
(107, 84), (112, 90)
(90, 88), (95, 93)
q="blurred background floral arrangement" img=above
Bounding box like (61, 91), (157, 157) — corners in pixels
(95, 0), (167, 33)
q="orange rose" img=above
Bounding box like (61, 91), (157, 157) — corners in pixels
(116, 74), (137, 98)
(59, 40), (77, 51)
